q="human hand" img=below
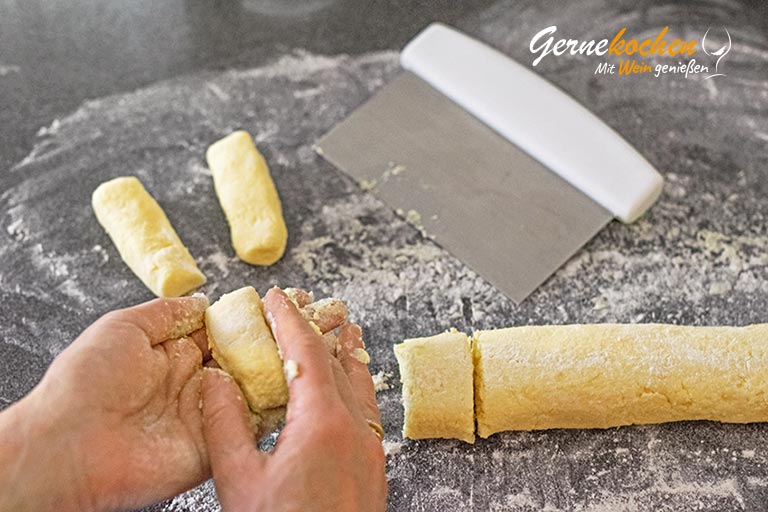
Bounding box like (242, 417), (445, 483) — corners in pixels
(0, 296), (212, 512)
(201, 287), (387, 512)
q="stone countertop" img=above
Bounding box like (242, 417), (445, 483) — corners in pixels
(2, 0), (768, 510)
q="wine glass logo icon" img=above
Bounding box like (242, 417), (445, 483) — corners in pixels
(701, 27), (731, 79)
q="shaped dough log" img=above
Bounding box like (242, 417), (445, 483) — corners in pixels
(206, 286), (288, 412)
(394, 330), (475, 443)
(92, 176), (206, 297)
(474, 324), (768, 438)
(206, 131), (288, 265)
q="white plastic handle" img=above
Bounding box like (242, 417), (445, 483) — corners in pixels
(400, 23), (663, 223)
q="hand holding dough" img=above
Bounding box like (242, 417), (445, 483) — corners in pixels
(206, 131), (288, 265)
(205, 286), (352, 436)
(91, 176), (206, 297)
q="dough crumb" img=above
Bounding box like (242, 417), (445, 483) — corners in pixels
(352, 347), (371, 365)
(283, 359), (300, 384)
(402, 209), (428, 237)
(382, 440), (402, 456)
(284, 287), (314, 308)
(372, 371), (392, 392)
(390, 164), (406, 176)
(308, 320), (323, 337)
(359, 179), (377, 191)
(708, 281), (732, 295)
(742, 449), (756, 458)
(405, 209), (421, 226)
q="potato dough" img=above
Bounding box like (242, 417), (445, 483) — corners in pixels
(206, 286), (288, 412)
(206, 131), (288, 265)
(91, 176), (206, 297)
(206, 286), (352, 437)
(474, 324), (768, 438)
(394, 329), (475, 443)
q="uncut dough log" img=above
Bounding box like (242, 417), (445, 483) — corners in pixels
(206, 286), (288, 413)
(206, 131), (288, 265)
(91, 176), (206, 297)
(474, 324), (768, 438)
(394, 330), (475, 443)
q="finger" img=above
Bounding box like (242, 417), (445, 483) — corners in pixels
(97, 295), (209, 345)
(301, 298), (348, 333)
(329, 356), (367, 424)
(337, 324), (381, 425)
(178, 369), (210, 478)
(161, 336), (204, 399)
(187, 328), (211, 361)
(283, 287), (314, 308)
(201, 368), (264, 479)
(263, 288), (340, 410)
(321, 331), (339, 356)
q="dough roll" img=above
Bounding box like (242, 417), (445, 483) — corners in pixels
(92, 176), (206, 297)
(206, 131), (288, 265)
(206, 286), (288, 413)
(206, 286), (352, 436)
(474, 324), (768, 438)
(394, 330), (475, 443)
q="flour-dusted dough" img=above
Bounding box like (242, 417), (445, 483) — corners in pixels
(206, 286), (352, 436)
(91, 176), (206, 297)
(206, 286), (288, 413)
(394, 329), (475, 443)
(474, 324), (768, 438)
(206, 131), (288, 265)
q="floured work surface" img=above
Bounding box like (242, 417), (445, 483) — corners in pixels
(2, 1), (768, 510)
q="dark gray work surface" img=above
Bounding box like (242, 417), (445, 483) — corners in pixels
(2, 0), (768, 510)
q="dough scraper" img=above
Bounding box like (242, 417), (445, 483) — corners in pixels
(316, 23), (663, 303)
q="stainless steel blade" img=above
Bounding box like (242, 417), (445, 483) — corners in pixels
(316, 71), (612, 303)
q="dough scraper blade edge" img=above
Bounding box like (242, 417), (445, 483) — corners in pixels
(315, 24), (663, 304)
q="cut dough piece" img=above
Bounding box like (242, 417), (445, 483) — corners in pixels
(394, 329), (475, 443)
(206, 286), (288, 412)
(474, 324), (768, 438)
(206, 131), (288, 265)
(91, 176), (206, 297)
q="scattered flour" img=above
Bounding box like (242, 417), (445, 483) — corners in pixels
(382, 440), (403, 457)
(2, 7), (767, 509)
(201, 250), (234, 277)
(502, 489), (537, 508)
(0, 64), (20, 76)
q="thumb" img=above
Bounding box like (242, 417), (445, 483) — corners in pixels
(201, 368), (264, 481)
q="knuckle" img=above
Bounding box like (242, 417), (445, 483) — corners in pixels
(204, 398), (236, 428)
(309, 407), (356, 442)
(99, 309), (130, 325)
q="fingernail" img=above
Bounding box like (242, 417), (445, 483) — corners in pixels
(341, 324), (364, 349)
(203, 366), (231, 382)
